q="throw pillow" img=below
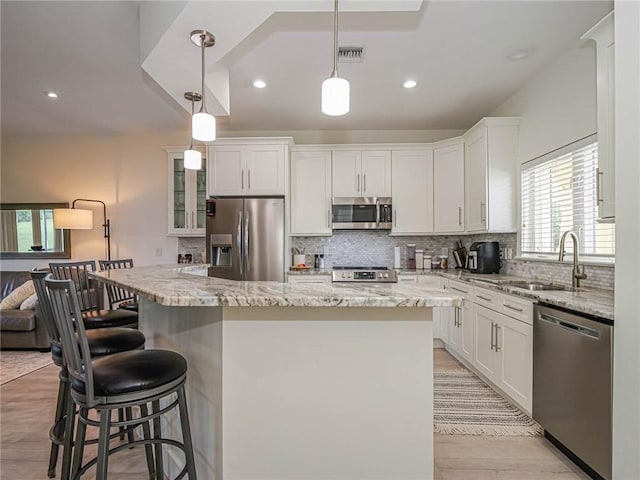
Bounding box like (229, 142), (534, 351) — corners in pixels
(19, 292), (38, 311)
(0, 280), (36, 310)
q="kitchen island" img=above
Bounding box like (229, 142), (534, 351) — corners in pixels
(93, 265), (461, 480)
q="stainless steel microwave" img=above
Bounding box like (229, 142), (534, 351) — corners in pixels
(331, 197), (393, 230)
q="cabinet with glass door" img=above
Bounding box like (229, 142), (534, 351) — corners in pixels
(167, 149), (207, 236)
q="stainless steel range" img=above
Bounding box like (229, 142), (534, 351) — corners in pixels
(331, 266), (398, 283)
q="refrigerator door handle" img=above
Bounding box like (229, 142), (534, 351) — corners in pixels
(237, 211), (243, 273)
(244, 212), (250, 274)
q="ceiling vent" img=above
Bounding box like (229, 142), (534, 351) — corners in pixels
(338, 46), (365, 63)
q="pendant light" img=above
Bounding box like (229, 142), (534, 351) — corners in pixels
(190, 29), (216, 142)
(321, 0), (349, 116)
(184, 91), (202, 170)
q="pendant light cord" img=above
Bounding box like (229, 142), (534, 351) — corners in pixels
(189, 96), (196, 149)
(199, 33), (207, 114)
(332, 0), (339, 78)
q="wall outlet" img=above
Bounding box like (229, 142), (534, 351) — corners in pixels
(155, 247), (163, 256)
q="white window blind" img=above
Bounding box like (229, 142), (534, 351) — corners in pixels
(521, 139), (615, 259)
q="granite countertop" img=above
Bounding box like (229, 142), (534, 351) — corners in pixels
(93, 265), (462, 309)
(439, 270), (615, 321)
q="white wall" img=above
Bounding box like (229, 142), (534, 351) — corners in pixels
(612, 2), (640, 477)
(491, 41), (597, 163)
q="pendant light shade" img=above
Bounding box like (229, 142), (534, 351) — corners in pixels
(190, 29), (216, 142)
(184, 91), (203, 170)
(322, 0), (349, 116)
(192, 112), (216, 142)
(322, 76), (350, 116)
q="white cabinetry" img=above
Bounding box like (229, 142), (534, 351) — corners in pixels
(167, 149), (207, 236)
(447, 281), (474, 362)
(464, 118), (520, 233)
(287, 275), (331, 284)
(582, 12), (615, 221)
(391, 150), (434, 235)
(433, 140), (465, 232)
(290, 151), (332, 235)
(332, 150), (391, 197)
(208, 139), (289, 196)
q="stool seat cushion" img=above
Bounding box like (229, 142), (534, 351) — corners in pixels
(118, 300), (138, 312)
(51, 328), (146, 361)
(72, 350), (187, 396)
(82, 309), (138, 329)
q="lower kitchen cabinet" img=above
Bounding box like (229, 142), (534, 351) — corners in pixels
(473, 303), (533, 413)
(287, 275), (331, 284)
(460, 299), (475, 363)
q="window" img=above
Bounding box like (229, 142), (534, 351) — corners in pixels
(520, 136), (615, 261)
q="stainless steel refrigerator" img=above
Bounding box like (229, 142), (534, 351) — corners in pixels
(206, 197), (285, 281)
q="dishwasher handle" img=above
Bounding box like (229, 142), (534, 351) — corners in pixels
(538, 312), (600, 339)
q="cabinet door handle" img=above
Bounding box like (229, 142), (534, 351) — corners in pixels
(458, 207), (462, 226)
(357, 173), (361, 193)
(394, 210), (397, 227)
(480, 201), (486, 222)
(504, 303), (524, 312)
(248, 170), (251, 190)
(450, 286), (468, 294)
(477, 294), (492, 301)
(490, 322), (496, 351)
(495, 325), (501, 351)
(241, 169), (245, 190)
(328, 209), (331, 228)
(596, 167), (603, 203)
(191, 211), (195, 230)
(363, 174), (367, 192)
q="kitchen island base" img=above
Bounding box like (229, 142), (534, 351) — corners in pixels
(140, 300), (434, 480)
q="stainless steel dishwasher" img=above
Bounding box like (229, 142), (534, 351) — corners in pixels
(533, 304), (612, 480)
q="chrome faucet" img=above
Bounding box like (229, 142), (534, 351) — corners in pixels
(558, 230), (588, 288)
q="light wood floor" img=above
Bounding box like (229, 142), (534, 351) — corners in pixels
(1, 349), (589, 479)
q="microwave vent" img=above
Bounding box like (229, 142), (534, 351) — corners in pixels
(338, 46), (365, 63)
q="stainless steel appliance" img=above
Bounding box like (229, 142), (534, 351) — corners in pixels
(467, 241), (501, 273)
(206, 197), (285, 281)
(331, 266), (398, 283)
(331, 197), (392, 230)
(533, 304), (612, 480)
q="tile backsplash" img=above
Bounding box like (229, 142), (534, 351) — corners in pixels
(179, 231), (614, 291)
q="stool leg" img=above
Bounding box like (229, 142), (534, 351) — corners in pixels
(95, 409), (111, 480)
(60, 384), (75, 480)
(152, 400), (164, 480)
(177, 387), (197, 479)
(125, 407), (135, 445)
(70, 407), (86, 480)
(118, 408), (125, 441)
(48, 375), (67, 477)
(139, 403), (156, 480)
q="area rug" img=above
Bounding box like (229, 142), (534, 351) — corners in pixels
(0, 351), (53, 385)
(434, 369), (543, 436)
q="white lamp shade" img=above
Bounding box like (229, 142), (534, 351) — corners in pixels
(322, 76), (350, 116)
(184, 149), (202, 170)
(192, 112), (216, 142)
(53, 208), (93, 229)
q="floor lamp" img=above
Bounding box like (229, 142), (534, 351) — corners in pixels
(53, 199), (111, 261)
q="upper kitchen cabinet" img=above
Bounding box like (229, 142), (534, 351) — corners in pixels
(582, 12), (615, 221)
(167, 149), (207, 236)
(290, 151), (332, 236)
(433, 139), (465, 233)
(464, 117), (520, 233)
(332, 150), (391, 198)
(391, 149), (434, 235)
(207, 138), (291, 196)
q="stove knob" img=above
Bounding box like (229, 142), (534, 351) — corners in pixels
(342, 273), (347, 278)
(384, 273), (389, 278)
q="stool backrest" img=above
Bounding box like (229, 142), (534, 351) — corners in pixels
(49, 260), (101, 312)
(98, 259), (136, 308)
(30, 269), (60, 349)
(45, 275), (97, 406)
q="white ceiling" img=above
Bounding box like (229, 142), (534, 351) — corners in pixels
(1, 1), (612, 136)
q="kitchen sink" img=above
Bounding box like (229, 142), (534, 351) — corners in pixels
(502, 281), (568, 291)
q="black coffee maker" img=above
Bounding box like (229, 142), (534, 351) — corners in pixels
(468, 241), (501, 274)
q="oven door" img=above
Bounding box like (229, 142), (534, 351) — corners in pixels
(332, 197), (379, 230)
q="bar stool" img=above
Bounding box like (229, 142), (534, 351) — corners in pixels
(49, 261), (138, 329)
(46, 275), (197, 480)
(98, 259), (138, 312)
(31, 271), (152, 480)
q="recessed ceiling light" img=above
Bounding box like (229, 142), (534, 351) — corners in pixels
(253, 80), (266, 89)
(45, 91), (58, 99)
(403, 80), (417, 89)
(507, 48), (534, 61)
